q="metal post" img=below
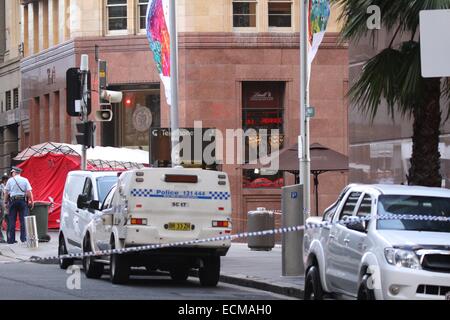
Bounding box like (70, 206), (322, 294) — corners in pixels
(300, 0), (311, 219)
(169, 0), (180, 167)
(80, 54), (89, 171)
(25, 216), (39, 249)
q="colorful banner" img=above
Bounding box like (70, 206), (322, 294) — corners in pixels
(308, 0), (331, 65)
(146, 0), (172, 105)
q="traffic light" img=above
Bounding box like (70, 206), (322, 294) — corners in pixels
(66, 68), (92, 117)
(76, 121), (96, 148)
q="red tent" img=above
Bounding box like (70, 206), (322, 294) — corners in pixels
(13, 143), (149, 229)
(18, 153), (80, 229)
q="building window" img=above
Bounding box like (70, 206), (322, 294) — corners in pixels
(13, 89), (19, 109)
(5, 91), (11, 111)
(107, 0), (128, 32)
(242, 82), (285, 189)
(138, 0), (149, 31)
(233, 0), (257, 28)
(268, 0), (292, 28)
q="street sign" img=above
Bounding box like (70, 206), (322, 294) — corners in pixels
(306, 107), (316, 118)
(420, 10), (450, 78)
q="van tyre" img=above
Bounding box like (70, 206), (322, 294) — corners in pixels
(83, 236), (104, 279)
(110, 241), (130, 285)
(199, 256), (220, 287)
(304, 265), (324, 300)
(170, 267), (190, 282)
(357, 274), (376, 300)
(58, 235), (74, 270)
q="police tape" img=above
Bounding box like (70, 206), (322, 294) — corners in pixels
(1, 214), (449, 265)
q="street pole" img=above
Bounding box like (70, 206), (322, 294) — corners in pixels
(169, 0), (180, 167)
(80, 54), (89, 171)
(300, 0), (311, 218)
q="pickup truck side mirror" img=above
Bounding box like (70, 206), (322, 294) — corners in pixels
(347, 221), (367, 233)
(77, 194), (89, 210)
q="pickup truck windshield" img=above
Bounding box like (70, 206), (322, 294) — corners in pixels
(378, 195), (450, 233)
(97, 176), (118, 204)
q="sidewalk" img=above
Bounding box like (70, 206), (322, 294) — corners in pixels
(0, 231), (59, 263)
(220, 243), (304, 299)
(0, 232), (304, 299)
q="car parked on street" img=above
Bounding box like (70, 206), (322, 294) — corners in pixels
(303, 184), (450, 300)
(59, 167), (232, 287)
(58, 171), (119, 264)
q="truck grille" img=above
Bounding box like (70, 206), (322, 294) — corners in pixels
(421, 254), (450, 273)
(417, 285), (450, 297)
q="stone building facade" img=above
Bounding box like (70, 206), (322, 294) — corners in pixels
(17, 0), (349, 232)
(0, 0), (22, 175)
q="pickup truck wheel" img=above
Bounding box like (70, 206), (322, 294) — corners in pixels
(170, 267), (190, 282)
(58, 235), (74, 270)
(304, 266), (324, 300)
(82, 237), (104, 279)
(199, 256), (220, 287)
(110, 242), (130, 285)
(357, 274), (376, 300)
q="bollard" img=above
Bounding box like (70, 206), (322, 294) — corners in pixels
(25, 216), (39, 249)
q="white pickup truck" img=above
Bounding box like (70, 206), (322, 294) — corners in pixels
(303, 184), (450, 300)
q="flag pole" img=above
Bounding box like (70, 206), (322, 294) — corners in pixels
(300, 0), (311, 218)
(169, 0), (180, 167)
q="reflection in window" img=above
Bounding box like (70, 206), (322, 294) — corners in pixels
(268, 0), (292, 27)
(233, 0), (257, 28)
(107, 0), (128, 31)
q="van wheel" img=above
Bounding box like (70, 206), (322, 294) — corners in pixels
(83, 237), (104, 279)
(357, 274), (376, 300)
(199, 256), (220, 287)
(304, 265), (324, 300)
(58, 235), (74, 270)
(110, 241), (130, 285)
(170, 267), (190, 282)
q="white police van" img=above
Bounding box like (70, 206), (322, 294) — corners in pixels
(58, 171), (118, 264)
(59, 167), (232, 287)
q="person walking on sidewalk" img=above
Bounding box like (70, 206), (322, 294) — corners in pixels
(0, 175), (9, 243)
(4, 167), (34, 244)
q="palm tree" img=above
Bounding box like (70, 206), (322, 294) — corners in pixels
(331, 0), (450, 187)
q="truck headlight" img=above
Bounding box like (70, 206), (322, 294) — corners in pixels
(384, 248), (421, 270)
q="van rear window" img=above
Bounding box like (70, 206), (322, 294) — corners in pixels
(165, 174), (198, 184)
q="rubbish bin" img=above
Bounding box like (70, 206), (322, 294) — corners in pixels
(29, 202), (51, 242)
(247, 208), (275, 251)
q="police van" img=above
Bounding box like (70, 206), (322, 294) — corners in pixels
(59, 167), (232, 287)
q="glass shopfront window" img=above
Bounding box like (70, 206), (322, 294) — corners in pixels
(102, 85), (161, 150)
(242, 81), (285, 189)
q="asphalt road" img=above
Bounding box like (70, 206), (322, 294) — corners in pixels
(0, 262), (293, 300)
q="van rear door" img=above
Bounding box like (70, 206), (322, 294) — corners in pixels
(127, 168), (231, 239)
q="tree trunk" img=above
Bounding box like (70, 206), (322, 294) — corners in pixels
(408, 78), (442, 187)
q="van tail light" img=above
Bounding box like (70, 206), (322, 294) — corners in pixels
(130, 218), (148, 225)
(212, 221), (230, 228)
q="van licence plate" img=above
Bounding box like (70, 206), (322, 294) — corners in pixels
(168, 223), (192, 231)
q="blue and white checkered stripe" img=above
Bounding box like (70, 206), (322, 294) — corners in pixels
(1, 214), (449, 265)
(209, 191), (231, 200)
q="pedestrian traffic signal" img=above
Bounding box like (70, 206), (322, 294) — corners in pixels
(76, 121), (96, 148)
(66, 68), (92, 117)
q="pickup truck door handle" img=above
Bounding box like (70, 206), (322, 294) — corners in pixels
(358, 243), (367, 250)
(344, 238), (351, 245)
(329, 234), (337, 240)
